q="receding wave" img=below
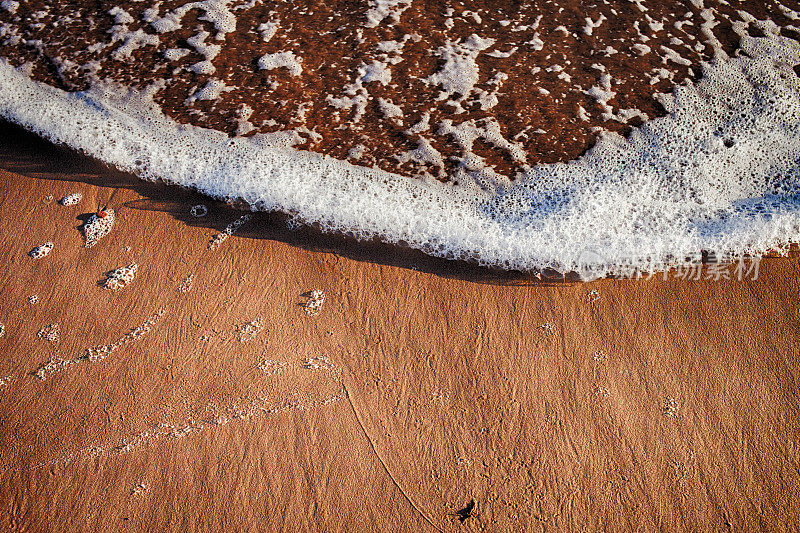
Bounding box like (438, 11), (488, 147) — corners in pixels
(0, 2), (799, 277)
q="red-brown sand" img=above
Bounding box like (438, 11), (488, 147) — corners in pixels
(0, 124), (799, 531)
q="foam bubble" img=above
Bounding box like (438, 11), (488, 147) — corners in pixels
(103, 263), (138, 291)
(29, 242), (53, 259)
(82, 209), (114, 248)
(301, 290), (325, 316)
(236, 318), (263, 342)
(176, 274), (195, 293)
(0, 33), (799, 278)
(59, 192), (82, 206)
(37, 323), (60, 344)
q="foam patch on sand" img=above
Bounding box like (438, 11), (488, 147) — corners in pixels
(0, 34), (799, 277)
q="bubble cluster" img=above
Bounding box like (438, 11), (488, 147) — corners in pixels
(0, 31), (798, 277)
(35, 358), (73, 380)
(37, 323), (60, 344)
(208, 214), (251, 250)
(176, 274), (194, 293)
(236, 318), (263, 342)
(29, 242), (53, 259)
(190, 204), (208, 217)
(85, 307), (166, 361)
(257, 359), (289, 376)
(302, 356), (335, 371)
(59, 193), (82, 206)
(83, 209), (115, 248)
(103, 263), (138, 291)
(301, 290), (325, 316)
(663, 397), (680, 417)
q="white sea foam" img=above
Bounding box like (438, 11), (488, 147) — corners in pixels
(0, 34), (799, 277)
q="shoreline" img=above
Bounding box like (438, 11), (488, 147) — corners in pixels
(1, 119), (795, 284)
(1, 132), (799, 530)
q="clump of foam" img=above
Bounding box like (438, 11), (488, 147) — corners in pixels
(326, 61), (391, 123)
(185, 79), (230, 104)
(85, 307), (165, 361)
(103, 263), (138, 290)
(37, 323), (60, 344)
(258, 359), (288, 376)
(0, 32), (799, 278)
(364, 0), (412, 28)
(29, 241), (53, 258)
(83, 209), (114, 247)
(176, 273), (194, 293)
(190, 204), (208, 217)
(0, 1), (19, 15)
(258, 21), (279, 42)
(236, 318), (263, 342)
(107, 7), (160, 61)
(583, 15), (607, 36)
(257, 51), (302, 76)
(208, 214), (251, 250)
(59, 192), (82, 206)
(301, 290), (325, 316)
(426, 34), (495, 113)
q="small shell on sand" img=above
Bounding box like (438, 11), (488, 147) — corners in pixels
(29, 241), (53, 258)
(83, 209), (115, 248)
(59, 193), (83, 206)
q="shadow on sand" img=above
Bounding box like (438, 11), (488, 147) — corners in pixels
(0, 120), (578, 287)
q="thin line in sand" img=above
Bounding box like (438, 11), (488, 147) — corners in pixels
(342, 380), (444, 533)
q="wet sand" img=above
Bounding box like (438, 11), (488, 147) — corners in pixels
(1, 124), (799, 530)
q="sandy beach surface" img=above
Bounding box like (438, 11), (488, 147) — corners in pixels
(0, 122), (798, 531)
